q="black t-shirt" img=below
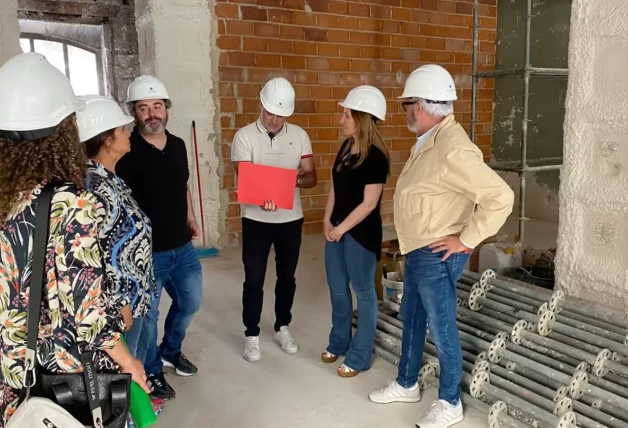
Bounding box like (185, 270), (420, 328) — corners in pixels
(116, 128), (192, 252)
(330, 139), (389, 260)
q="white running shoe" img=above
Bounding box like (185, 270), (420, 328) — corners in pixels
(415, 399), (464, 428)
(274, 326), (298, 354)
(369, 380), (421, 404)
(243, 336), (261, 362)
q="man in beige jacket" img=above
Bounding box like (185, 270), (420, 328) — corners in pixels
(369, 65), (514, 428)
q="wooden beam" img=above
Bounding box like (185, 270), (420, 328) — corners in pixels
(17, 0), (120, 18)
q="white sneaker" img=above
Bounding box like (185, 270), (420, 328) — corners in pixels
(416, 400), (464, 428)
(243, 336), (261, 362)
(369, 380), (421, 404)
(274, 326), (298, 354)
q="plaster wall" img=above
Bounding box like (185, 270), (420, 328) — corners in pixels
(135, 0), (223, 248)
(556, 0), (628, 309)
(0, 0), (21, 66)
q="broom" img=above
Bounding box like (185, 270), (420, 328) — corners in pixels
(191, 120), (219, 258)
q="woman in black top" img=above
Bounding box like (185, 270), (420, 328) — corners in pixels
(321, 85), (390, 377)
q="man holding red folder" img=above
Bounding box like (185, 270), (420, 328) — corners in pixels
(231, 77), (317, 362)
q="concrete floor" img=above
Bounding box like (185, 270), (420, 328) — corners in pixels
(155, 236), (487, 428)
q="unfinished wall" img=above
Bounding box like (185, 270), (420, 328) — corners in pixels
(216, 0), (498, 245)
(556, 0), (628, 309)
(0, 0), (20, 66)
(491, 0), (571, 235)
(135, 0), (222, 248)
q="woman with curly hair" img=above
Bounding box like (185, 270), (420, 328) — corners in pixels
(0, 52), (149, 427)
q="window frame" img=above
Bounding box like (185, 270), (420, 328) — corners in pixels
(20, 32), (105, 95)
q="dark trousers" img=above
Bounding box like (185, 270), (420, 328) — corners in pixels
(241, 217), (303, 337)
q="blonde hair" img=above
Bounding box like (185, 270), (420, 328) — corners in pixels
(340, 110), (390, 172)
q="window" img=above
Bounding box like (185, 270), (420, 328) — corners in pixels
(20, 35), (102, 96)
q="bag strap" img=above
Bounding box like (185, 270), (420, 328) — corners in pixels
(23, 181), (104, 428)
(23, 181), (56, 388)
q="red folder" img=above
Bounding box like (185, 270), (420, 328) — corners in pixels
(236, 162), (297, 210)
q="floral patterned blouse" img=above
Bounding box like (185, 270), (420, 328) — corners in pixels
(0, 182), (121, 426)
(85, 161), (157, 320)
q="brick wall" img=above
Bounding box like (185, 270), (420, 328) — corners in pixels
(216, 0), (497, 245)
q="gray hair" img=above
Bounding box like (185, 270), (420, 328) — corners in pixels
(419, 98), (453, 118)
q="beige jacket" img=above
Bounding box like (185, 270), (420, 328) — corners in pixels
(393, 115), (514, 255)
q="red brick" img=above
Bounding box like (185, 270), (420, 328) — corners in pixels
(455, 1), (473, 15)
(236, 83), (262, 97)
(350, 32), (372, 45)
(350, 59), (371, 72)
(254, 22), (280, 37)
(304, 28), (327, 42)
(360, 19), (383, 32)
(371, 5), (392, 19)
(268, 8), (293, 23)
(280, 25), (304, 40)
(243, 37), (267, 52)
(256, 0), (282, 6)
(241, 6), (268, 21)
(292, 11), (317, 26)
(282, 55), (306, 69)
(328, 58), (351, 71)
(226, 21), (255, 36)
(268, 39), (294, 54)
(257, 54), (281, 67)
(337, 16), (361, 30)
(318, 43), (339, 57)
(217, 35), (241, 50)
(328, 0), (348, 14)
(328, 30), (350, 43)
(382, 20), (401, 33)
(420, 0), (439, 10)
(294, 42), (317, 55)
(349, 2), (371, 16)
(214, 3), (239, 18)
(318, 14), (339, 28)
(220, 67), (245, 82)
(439, 1), (456, 13)
(310, 87), (332, 99)
(306, 57), (328, 71)
(295, 71), (318, 84)
(282, 0), (305, 9)
(228, 51), (256, 66)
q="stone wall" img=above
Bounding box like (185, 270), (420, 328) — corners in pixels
(556, 0), (628, 309)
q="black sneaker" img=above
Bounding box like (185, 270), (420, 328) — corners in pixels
(162, 352), (198, 377)
(147, 372), (176, 400)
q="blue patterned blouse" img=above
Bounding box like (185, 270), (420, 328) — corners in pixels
(85, 160), (157, 319)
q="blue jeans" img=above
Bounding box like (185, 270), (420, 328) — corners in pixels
(141, 242), (203, 376)
(125, 316), (145, 360)
(396, 246), (470, 405)
(325, 234), (378, 372)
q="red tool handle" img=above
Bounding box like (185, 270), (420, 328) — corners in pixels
(191, 120), (206, 247)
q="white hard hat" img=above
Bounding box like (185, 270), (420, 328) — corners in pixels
(399, 64), (458, 102)
(260, 77), (295, 117)
(77, 95), (134, 143)
(126, 75), (170, 103)
(339, 85), (387, 121)
(0, 52), (84, 132)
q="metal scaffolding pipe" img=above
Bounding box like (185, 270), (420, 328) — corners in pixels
(456, 320), (579, 374)
(557, 310), (627, 337)
(458, 289), (540, 325)
(519, 328), (628, 378)
(484, 361), (626, 428)
(499, 361), (628, 424)
(462, 271), (628, 330)
(460, 282), (628, 356)
(470, 0), (478, 144)
(476, 68), (568, 78)
(461, 372), (569, 428)
(459, 280), (549, 309)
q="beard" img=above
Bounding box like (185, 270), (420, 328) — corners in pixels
(138, 114), (168, 134)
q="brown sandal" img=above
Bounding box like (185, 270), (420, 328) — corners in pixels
(337, 364), (359, 378)
(321, 351), (338, 363)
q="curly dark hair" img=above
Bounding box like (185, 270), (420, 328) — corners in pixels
(0, 115), (87, 222)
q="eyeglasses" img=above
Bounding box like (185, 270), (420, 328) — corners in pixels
(401, 101), (418, 112)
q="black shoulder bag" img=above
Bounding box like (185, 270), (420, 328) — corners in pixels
(22, 181), (131, 428)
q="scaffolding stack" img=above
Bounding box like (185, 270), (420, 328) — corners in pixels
(470, 0), (568, 243)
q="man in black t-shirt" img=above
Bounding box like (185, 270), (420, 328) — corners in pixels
(116, 75), (203, 401)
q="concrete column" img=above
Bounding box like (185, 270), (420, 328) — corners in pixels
(134, 0), (222, 250)
(0, 0), (21, 67)
(556, 0), (628, 309)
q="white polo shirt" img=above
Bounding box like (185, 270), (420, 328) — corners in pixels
(231, 118), (313, 224)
